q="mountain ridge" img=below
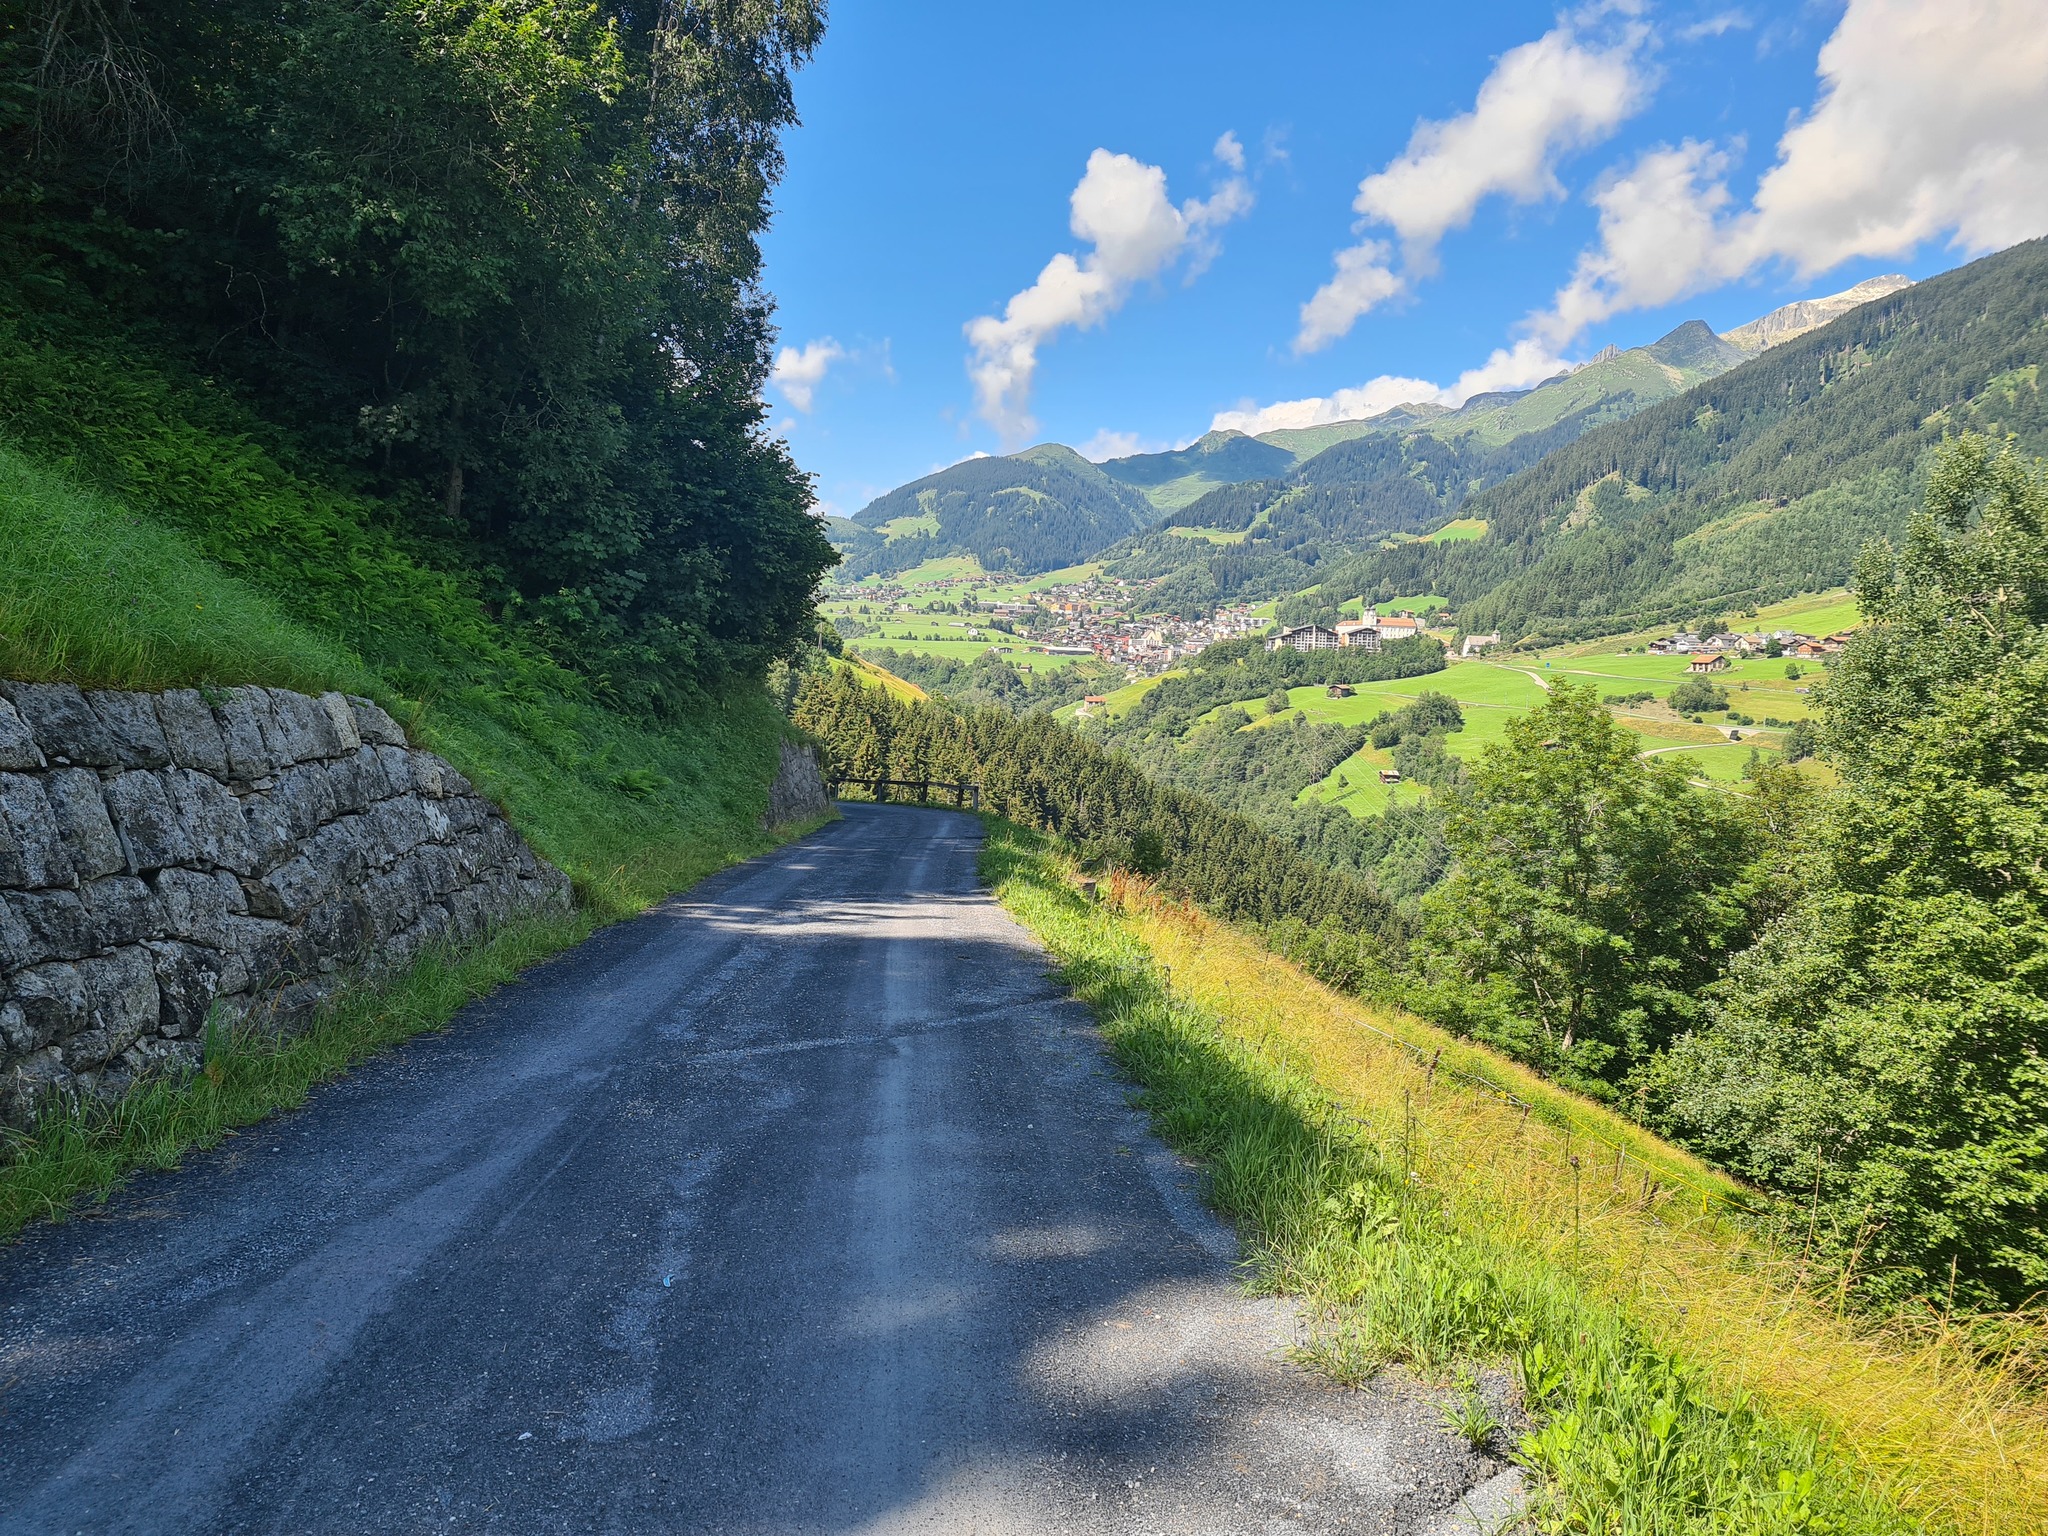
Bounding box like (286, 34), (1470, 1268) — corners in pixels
(827, 272), (1928, 583)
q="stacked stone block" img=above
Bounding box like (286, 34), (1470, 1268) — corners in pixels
(0, 682), (572, 1127)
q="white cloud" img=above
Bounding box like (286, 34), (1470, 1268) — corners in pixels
(1296, 23), (1649, 352)
(768, 338), (844, 413)
(965, 144), (1253, 443)
(1677, 10), (1750, 42)
(1534, 0), (2048, 343)
(1214, 130), (1246, 173)
(1078, 429), (1160, 462)
(1211, 338), (1575, 438)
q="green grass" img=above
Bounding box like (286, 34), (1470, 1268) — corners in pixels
(1420, 518), (1487, 542)
(983, 823), (1922, 1536)
(0, 335), (833, 1233)
(1165, 524), (1248, 544)
(877, 513), (939, 539)
(1381, 593), (1450, 613)
(0, 443), (366, 693)
(862, 554), (986, 584)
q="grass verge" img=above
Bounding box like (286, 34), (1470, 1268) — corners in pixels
(982, 819), (2047, 1535)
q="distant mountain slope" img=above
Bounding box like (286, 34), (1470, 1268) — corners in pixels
(828, 270), (1947, 592)
(1722, 274), (1913, 354)
(1312, 242), (2045, 641)
(833, 445), (1153, 578)
(1093, 430), (1297, 509)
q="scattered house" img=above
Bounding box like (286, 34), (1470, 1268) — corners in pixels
(1461, 632), (1501, 657)
(1326, 683), (1355, 698)
(1267, 624), (1342, 653)
(1078, 694), (1109, 714)
(1378, 768), (1402, 784)
(1687, 654), (1731, 673)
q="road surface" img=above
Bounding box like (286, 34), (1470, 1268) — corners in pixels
(0, 804), (1502, 1534)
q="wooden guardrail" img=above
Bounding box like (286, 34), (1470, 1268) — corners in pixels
(827, 777), (982, 810)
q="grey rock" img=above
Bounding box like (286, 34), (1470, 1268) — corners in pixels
(239, 793), (297, 877)
(66, 947), (160, 1068)
(102, 771), (193, 873)
(0, 772), (76, 889)
(82, 875), (166, 948)
(440, 763), (474, 799)
(0, 1047), (71, 1128)
(375, 745), (415, 796)
(11, 961), (87, 1049)
(325, 748), (388, 814)
(44, 767), (125, 879)
(348, 696), (408, 747)
(0, 682), (118, 766)
(8, 888), (97, 962)
(0, 697), (45, 771)
(221, 915), (295, 993)
(270, 763), (339, 841)
(764, 739), (830, 828)
(86, 691), (173, 769)
(303, 896), (370, 968)
(152, 867), (236, 949)
(212, 687), (278, 783)
(368, 795), (433, 862)
(242, 853), (330, 922)
(0, 895), (33, 971)
(155, 690), (232, 778)
(146, 942), (222, 1038)
(0, 999), (32, 1054)
(306, 818), (371, 890)
(165, 767), (257, 873)
(264, 688), (333, 765)
(317, 693), (364, 753)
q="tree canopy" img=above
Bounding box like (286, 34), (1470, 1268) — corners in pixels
(1, 0), (836, 709)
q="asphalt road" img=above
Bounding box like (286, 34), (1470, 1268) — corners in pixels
(0, 804), (1504, 1534)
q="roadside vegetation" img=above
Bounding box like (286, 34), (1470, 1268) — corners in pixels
(0, 2), (838, 1231)
(984, 821), (2047, 1536)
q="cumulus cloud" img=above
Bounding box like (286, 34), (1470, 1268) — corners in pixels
(1295, 23), (1649, 352)
(1212, 338), (1574, 437)
(966, 144), (1253, 443)
(768, 338), (844, 413)
(1078, 429), (1164, 462)
(1534, 0), (2048, 343)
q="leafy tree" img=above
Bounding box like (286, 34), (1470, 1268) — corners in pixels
(1649, 438), (2048, 1306)
(1667, 677), (1728, 714)
(0, 0), (835, 708)
(1409, 680), (1758, 1091)
(1265, 689), (1292, 714)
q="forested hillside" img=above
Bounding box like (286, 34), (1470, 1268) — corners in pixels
(0, 0), (837, 899)
(2, 0), (835, 712)
(836, 444), (1153, 578)
(1320, 239), (2048, 640)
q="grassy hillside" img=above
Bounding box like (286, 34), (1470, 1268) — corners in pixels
(988, 829), (2045, 1536)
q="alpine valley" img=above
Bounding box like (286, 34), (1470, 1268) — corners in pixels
(827, 255), (2048, 641)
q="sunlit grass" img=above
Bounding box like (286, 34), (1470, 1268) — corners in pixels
(987, 823), (2048, 1536)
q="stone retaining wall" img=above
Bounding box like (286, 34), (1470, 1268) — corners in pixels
(764, 739), (830, 829)
(0, 681), (572, 1128)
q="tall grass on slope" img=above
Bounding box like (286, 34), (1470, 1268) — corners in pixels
(982, 821), (2048, 1536)
(0, 444), (361, 692)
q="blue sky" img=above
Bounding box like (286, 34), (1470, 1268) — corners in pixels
(757, 1), (2048, 517)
